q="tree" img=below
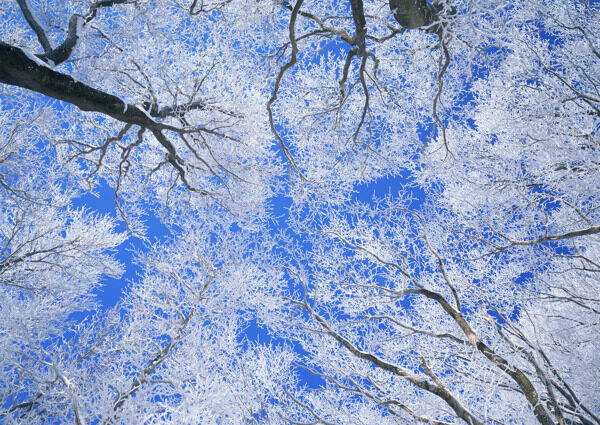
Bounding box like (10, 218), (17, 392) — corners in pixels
(0, 90), (126, 423)
(0, 0), (598, 424)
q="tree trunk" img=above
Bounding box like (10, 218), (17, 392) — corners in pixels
(389, 0), (439, 30)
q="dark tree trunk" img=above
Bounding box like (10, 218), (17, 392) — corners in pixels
(389, 0), (452, 36)
(0, 42), (155, 128)
(389, 0), (434, 29)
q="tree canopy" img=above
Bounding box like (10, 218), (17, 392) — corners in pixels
(0, 0), (599, 424)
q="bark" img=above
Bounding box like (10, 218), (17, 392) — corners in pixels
(15, 0), (52, 53)
(0, 42), (194, 186)
(349, 0), (367, 55)
(39, 15), (82, 66)
(389, 0), (439, 29)
(17, 0), (131, 66)
(0, 42), (154, 128)
(389, 0), (455, 36)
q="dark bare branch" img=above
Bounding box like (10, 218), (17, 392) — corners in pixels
(16, 0), (52, 53)
(349, 0), (367, 55)
(267, 0), (307, 179)
(0, 42), (155, 128)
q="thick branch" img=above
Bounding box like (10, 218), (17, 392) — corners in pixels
(408, 288), (555, 425)
(510, 226), (600, 247)
(349, 0), (367, 55)
(323, 228), (556, 425)
(84, 0), (132, 24)
(0, 42), (155, 128)
(389, 0), (455, 37)
(0, 42), (209, 194)
(389, 0), (439, 30)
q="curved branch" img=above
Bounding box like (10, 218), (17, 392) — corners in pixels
(290, 296), (484, 425)
(84, 0), (133, 24)
(429, 41), (452, 156)
(18, 0), (133, 66)
(267, 0), (306, 179)
(319, 226), (557, 425)
(38, 15), (83, 66)
(16, 0), (52, 53)
(0, 42), (218, 203)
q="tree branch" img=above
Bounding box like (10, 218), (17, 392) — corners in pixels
(267, 0), (306, 179)
(0, 42), (217, 200)
(349, 0), (367, 55)
(112, 293), (200, 413)
(16, 0), (52, 53)
(296, 298), (484, 425)
(18, 0), (134, 66)
(0, 42), (155, 128)
(38, 15), (83, 66)
(389, 0), (440, 30)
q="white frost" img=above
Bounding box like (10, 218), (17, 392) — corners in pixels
(21, 47), (53, 69)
